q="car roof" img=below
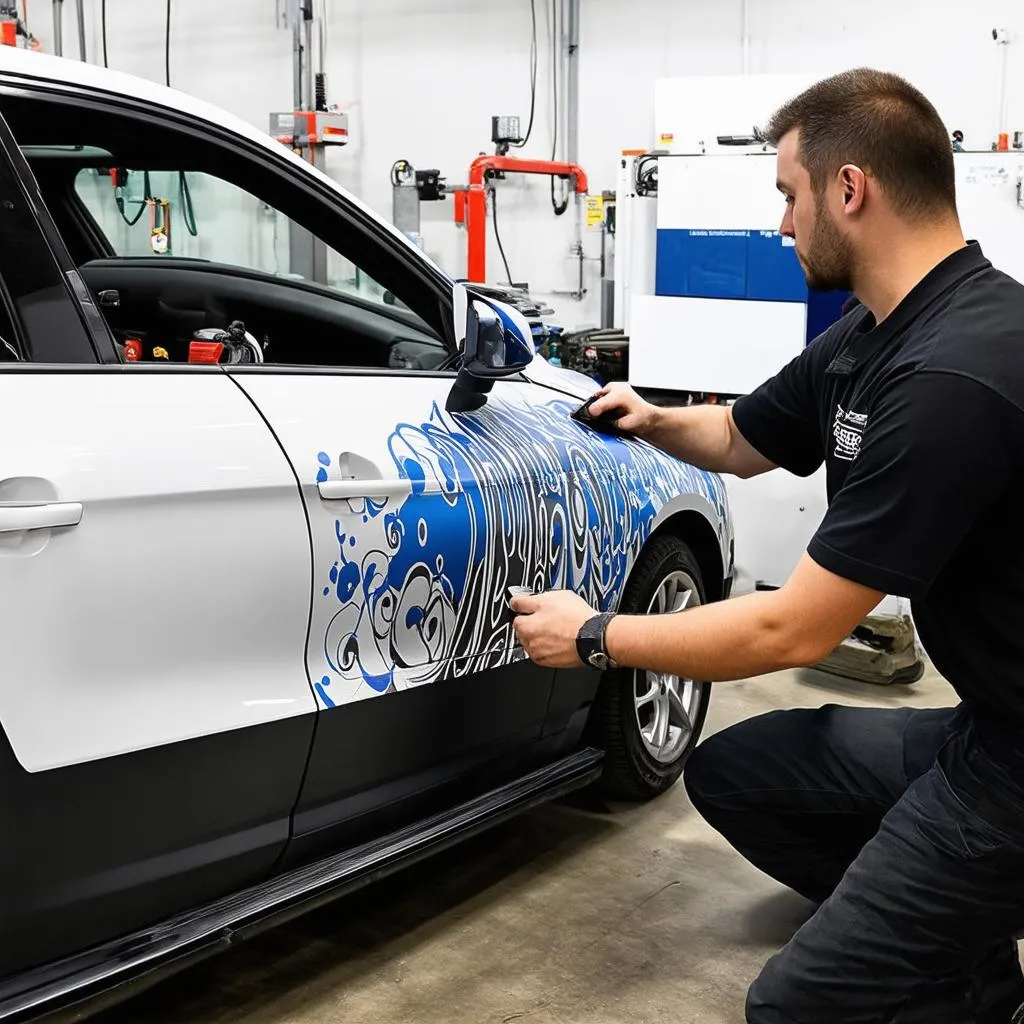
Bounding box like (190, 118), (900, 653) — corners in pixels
(0, 48), (452, 281)
(0, 48), (300, 167)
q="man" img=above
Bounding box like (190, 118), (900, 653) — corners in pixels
(511, 68), (1024, 1023)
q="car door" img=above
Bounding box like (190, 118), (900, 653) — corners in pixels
(0, 115), (317, 980)
(231, 369), (559, 860)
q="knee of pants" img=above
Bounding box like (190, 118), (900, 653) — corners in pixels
(683, 730), (734, 818)
(744, 957), (802, 1024)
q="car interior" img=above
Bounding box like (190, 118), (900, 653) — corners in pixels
(1, 91), (453, 370)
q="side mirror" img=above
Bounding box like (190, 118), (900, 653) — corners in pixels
(464, 299), (533, 377)
(446, 298), (534, 413)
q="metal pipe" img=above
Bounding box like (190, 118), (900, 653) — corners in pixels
(565, 0), (584, 296)
(303, 12), (313, 115)
(565, 0), (579, 168)
(463, 156), (589, 283)
(52, 0), (63, 58)
(75, 0), (85, 61)
(317, 0), (326, 79)
(998, 37), (1010, 140)
(993, 30), (1011, 145)
(291, 0), (303, 110)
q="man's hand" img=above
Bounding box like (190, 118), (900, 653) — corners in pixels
(585, 385), (774, 479)
(585, 383), (660, 439)
(511, 590), (596, 668)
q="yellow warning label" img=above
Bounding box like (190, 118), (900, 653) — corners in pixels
(585, 195), (604, 228)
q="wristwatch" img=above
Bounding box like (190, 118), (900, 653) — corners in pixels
(576, 612), (620, 672)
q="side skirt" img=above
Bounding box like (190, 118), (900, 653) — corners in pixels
(0, 747), (604, 1024)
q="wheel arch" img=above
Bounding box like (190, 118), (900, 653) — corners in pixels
(642, 501), (728, 604)
(587, 514), (720, 799)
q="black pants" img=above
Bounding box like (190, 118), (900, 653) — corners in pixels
(683, 703), (1024, 1023)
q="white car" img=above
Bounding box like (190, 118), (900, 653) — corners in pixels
(0, 49), (733, 1021)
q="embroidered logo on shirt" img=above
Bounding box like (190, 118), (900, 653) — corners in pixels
(833, 405), (867, 461)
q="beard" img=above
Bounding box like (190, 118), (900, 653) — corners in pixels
(798, 195), (855, 292)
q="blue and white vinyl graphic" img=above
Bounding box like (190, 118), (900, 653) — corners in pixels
(313, 395), (727, 708)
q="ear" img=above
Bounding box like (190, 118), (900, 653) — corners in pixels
(838, 164), (868, 215)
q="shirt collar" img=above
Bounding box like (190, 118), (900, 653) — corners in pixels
(827, 241), (990, 376)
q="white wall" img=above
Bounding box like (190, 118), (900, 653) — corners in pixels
(23, 0), (1024, 334)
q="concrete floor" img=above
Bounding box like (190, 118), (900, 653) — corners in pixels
(93, 663), (957, 1024)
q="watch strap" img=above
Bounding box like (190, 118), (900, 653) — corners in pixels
(576, 612), (618, 671)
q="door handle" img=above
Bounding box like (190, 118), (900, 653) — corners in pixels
(0, 501), (83, 533)
(318, 479), (413, 501)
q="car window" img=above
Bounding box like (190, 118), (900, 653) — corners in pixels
(74, 167), (399, 312)
(3, 88), (452, 371)
(57, 158), (447, 369)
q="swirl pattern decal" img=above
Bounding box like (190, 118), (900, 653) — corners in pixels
(313, 395), (727, 708)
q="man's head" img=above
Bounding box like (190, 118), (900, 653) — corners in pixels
(765, 69), (958, 292)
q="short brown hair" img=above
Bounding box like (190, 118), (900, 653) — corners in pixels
(764, 68), (956, 220)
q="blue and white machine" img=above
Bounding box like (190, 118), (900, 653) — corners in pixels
(654, 158), (848, 345)
(624, 152), (849, 396)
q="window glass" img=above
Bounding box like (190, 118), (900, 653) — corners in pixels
(75, 168), (396, 309)
(65, 165), (446, 369)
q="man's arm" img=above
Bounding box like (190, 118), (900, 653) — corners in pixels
(588, 330), (834, 482)
(604, 554), (882, 679)
(647, 404), (778, 479)
(510, 555), (883, 678)
(586, 386), (777, 479)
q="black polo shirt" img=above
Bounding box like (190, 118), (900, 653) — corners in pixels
(732, 242), (1024, 728)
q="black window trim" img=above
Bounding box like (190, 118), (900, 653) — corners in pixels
(0, 103), (107, 363)
(0, 267), (27, 359)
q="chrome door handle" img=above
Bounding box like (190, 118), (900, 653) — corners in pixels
(0, 501), (83, 533)
(317, 479), (413, 501)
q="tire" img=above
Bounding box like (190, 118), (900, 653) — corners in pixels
(586, 534), (712, 800)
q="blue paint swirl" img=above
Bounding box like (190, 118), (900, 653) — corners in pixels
(315, 395), (727, 702)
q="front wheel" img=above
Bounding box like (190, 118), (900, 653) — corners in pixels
(587, 535), (711, 800)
